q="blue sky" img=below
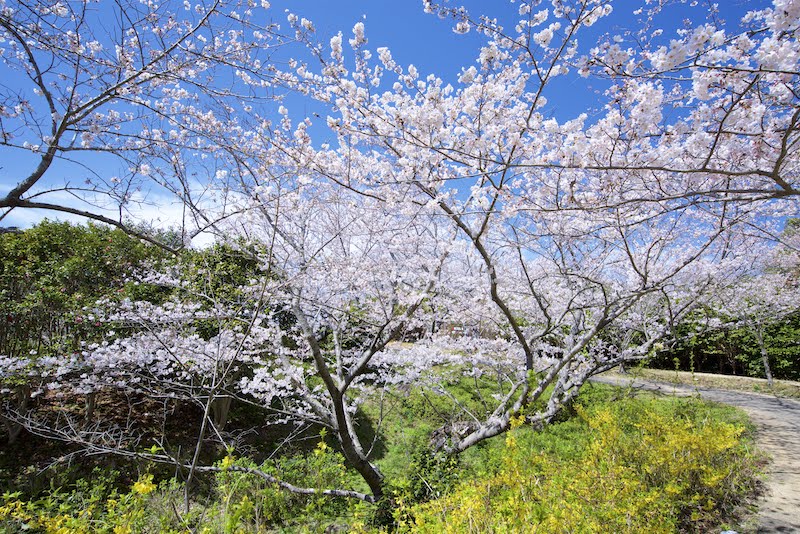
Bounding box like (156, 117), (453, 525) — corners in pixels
(279, 0), (494, 77)
(268, 0), (765, 117)
(0, 0), (771, 235)
(271, 0), (759, 76)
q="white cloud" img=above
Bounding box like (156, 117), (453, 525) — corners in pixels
(1, 186), (218, 248)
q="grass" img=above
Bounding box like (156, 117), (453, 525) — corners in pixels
(614, 368), (800, 400)
(0, 379), (765, 533)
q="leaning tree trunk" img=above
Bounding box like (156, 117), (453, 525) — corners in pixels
(184, 393), (217, 513)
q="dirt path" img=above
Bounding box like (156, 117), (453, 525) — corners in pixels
(593, 374), (800, 533)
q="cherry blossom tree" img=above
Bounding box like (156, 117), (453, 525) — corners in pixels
(253, 0), (799, 452)
(3, 0), (800, 514)
(3, 179), (457, 505)
(0, 0), (286, 247)
(224, 179), (455, 502)
(705, 232), (800, 384)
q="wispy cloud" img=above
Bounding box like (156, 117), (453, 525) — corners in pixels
(1, 187), (216, 248)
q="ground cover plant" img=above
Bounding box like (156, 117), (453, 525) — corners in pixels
(405, 387), (761, 533)
(615, 368), (800, 400)
(0, 384), (762, 533)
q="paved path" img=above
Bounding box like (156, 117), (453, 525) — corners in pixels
(593, 375), (800, 533)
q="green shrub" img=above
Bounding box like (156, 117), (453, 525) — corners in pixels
(209, 439), (367, 532)
(0, 440), (369, 533)
(405, 396), (760, 533)
(0, 470), (163, 533)
(0, 390), (761, 533)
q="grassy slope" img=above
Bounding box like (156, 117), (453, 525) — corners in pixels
(401, 385), (762, 533)
(615, 368), (800, 399)
(0, 382), (764, 533)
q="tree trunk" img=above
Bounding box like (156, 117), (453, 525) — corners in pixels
(331, 393), (385, 503)
(754, 325), (774, 387)
(211, 395), (232, 432)
(2, 385), (30, 444)
(293, 305), (387, 504)
(84, 392), (96, 427)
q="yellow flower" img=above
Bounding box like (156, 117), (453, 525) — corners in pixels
(221, 455), (235, 469)
(131, 474), (156, 495)
(509, 414), (525, 430)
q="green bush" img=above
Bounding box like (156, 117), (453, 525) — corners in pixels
(0, 470), (161, 534)
(0, 389), (761, 533)
(208, 439), (368, 532)
(405, 395), (761, 533)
